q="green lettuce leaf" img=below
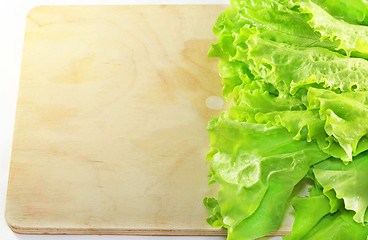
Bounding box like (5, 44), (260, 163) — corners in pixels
(311, 0), (368, 25)
(283, 184), (330, 240)
(208, 0), (340, 99)
(324, 189), (344, 213)
(229, 0), (336, 49)
(287, 0), (368, 58)
(206, 114), (328, 239)
(239, 27), (368, 94)
(231, 87), (368, 162)
(229, 88), (305, 123)
(285, 194), (368, 239)
(307, 88), (368, 161)
(205, 0), (368, 239)
(313, 153), (368, 223)
(285, 172), (368, 239)
(211, 23), (368, 98)
(300, 211), (368, 239)
(203, 197), (225, 228)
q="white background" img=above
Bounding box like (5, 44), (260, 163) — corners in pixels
(0, 1), (281, 240)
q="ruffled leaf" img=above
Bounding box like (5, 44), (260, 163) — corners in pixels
(207, 114), (328, 239)
(313, 153), (368, 223)
(288, 0), (368, 58)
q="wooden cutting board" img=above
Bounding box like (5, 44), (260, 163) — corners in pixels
(5, 5), (293, 236)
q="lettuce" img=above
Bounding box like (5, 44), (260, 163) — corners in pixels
(285, 166), (368, 239)
(307, 88), (368, 161)
(285, 186), (368, 240)
(313, 153), (368, 223)
(245, 33), (368, 94)
(311, 0), (368, 25)
(228, 0), (336, 49)
(204, 0), (368, 239)
(205, 114), (328, 239)
(283, 182), (331, 240)
(287, 0), (368, 58)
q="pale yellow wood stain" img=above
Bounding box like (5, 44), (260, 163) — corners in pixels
(5, 5), (293, 236)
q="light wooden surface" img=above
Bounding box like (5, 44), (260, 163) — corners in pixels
(5, 5), (293, 236)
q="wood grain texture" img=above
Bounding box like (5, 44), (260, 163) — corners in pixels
(5, 5), (293, 236)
